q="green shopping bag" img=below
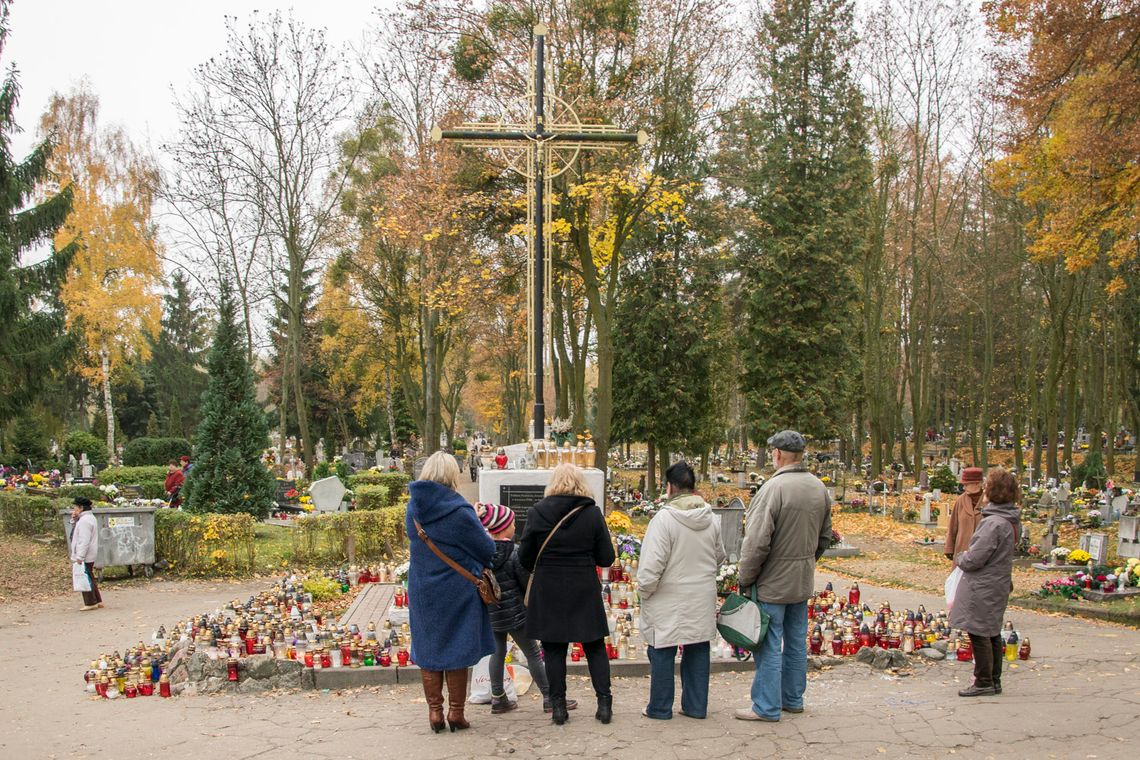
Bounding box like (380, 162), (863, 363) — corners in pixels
(716, 584), (769, 651)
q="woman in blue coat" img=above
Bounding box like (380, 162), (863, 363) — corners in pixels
(406, 451), (495, 732)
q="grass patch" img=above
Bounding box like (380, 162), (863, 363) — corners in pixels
(253, 523), (295, 572)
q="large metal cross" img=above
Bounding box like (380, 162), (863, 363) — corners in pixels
(432, 22), (647, 443)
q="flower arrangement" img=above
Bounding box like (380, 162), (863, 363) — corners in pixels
(98, 484), (119, 499)
(828, 529), (844, 548)
(1038, 577), (1081, 600)
(394, 560), (410, 584)
(1050, 547), (1070, 558)
(630, 498), (666, 518)
(1086, 509), (1102, 527)
(716, 563), (739, 594)
(550, 417), (573, 442)
(1067, 549), (1092, 564)
(614, 533), (641, 561)
(1112, 558), (1140, 587)
(605, 511), (633, 533)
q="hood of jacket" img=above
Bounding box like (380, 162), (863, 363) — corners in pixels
(407, 479), (472, 527)
(663, 493), (715, 531)
(981, 501), (1020, 523)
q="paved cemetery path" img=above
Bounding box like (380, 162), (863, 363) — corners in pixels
(0, 573), (1136, 760)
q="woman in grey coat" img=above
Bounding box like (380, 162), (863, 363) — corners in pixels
(949, 468), (1020, 697)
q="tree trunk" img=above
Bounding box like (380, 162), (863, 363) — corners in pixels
(659, 446), (670, 493)
(646, 439), (657, 498)
(100, 346), (116, 465)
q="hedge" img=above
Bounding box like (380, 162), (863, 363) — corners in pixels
(353, 484), (390, 510)
(0, 493), (67, 537)
(347, 471), (410, 506)
(291, 505), (407, 565)
(122, 437), (192, 466)
(154, 510), (255, 575)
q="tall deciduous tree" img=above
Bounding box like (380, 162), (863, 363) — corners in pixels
(179, 12), (358, 468)
(721, 0), (871, 441)
(184, 284), (275, 517)
(0, 0), (75, 428)
(43, 87), (162, 464)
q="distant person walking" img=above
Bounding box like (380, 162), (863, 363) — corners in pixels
(950, 467), (1020, 697)
(406, 451), (495, 733)
(637, 461), (725, 720)
(519, 464), (615, 725)
(736, 431), (833, 722)
(945, 467), (985, 560)
(69, 497), (102, 611)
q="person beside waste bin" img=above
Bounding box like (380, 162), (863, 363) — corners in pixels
(70, 497), (103, 611)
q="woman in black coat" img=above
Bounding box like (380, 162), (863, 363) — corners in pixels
(518, 464), (616, 725)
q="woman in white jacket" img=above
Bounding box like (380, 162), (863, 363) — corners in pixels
(70, 497), (102, 610)
(637, 462), (725, 719)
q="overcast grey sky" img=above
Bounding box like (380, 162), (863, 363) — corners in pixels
(7, 0), (394, 156)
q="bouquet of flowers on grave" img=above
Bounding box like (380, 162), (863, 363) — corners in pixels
(1038, 577), (1081, 600)
(1050, 547), (1071, 562)
(1067, 549), (1092, 564)
(828, 529), (844, 549)
(614, 533), (641, 562)
(98, 483), (118, 499)
(630, 497), (667, 518)
(1112, 558), (1140, 588)
(716, 563), (739, 594)
(394, 561), (410, 585)
(606, 511), (633, 533)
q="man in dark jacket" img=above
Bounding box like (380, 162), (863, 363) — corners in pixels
(736, 430), (833, 722)
(478, 503), (574, 714)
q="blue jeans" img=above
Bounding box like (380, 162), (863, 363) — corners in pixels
(645, 641), (710, 719)
(750, 601), (808, 720)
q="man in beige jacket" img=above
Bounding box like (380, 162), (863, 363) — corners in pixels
(735, 431), (832, 722)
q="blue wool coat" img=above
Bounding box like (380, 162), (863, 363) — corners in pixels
(405, 480), (496, 671)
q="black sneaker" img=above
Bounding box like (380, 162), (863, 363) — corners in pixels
(958, 684), (996, 697)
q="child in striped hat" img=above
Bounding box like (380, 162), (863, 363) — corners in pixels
(476, 503), (575, 715)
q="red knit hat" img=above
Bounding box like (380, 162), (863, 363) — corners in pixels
(960, 467), (983, 484)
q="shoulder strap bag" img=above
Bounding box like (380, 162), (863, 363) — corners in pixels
(413, 519), (501, 604)
(523, 506), (586, 607)
(716, 583), (769, 651)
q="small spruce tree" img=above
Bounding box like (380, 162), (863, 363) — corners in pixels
(184, 284), (274, 517)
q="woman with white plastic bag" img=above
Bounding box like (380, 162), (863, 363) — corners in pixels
(69, 497), (102, 610)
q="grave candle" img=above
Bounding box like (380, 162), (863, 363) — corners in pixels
(159, 674), (171, 698)
(1018, 638), (1031, 660)
(227, 657), (240, 682)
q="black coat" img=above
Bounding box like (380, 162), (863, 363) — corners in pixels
(488, 539), (529, 632)
(518, 494), (616, 643)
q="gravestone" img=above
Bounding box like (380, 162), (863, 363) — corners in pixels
(918, 470), (929, 491)
(309, 476), (348, 513)
(412, 457), (428, 480)
(716, 497), (747, 563)
(275, 479), (297, 505)
(1056, 484), (1071, 516)
(80, 453), (93, 480)
(919, 493), (937, 529)
(1109, 493), (1127, 523)
(948, 458), (963, 477)
(1118, 516), (1140, 560)
(344, 452), (367, 473)
(1079, 532), (1109, 566)
(1040, 518), (1057, 556)
(68, 454), (78, 480)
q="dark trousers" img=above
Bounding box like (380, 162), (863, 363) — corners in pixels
(542, 639), (610, 700)
(81, 562), (102, 607)
(968, 633), (1003, 688)
(645, 641), (710, 719)
(491, 628), (550, 698)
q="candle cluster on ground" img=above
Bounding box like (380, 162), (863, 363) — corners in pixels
(808, 582), (1030, 663)
(83, 567), (412, 700)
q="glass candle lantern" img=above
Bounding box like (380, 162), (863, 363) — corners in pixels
(138, 679), (154, 697)
(363, 649), (375, 667)
(227, 657), (240, 681)
(1004, 632), (1019, 662)
(902, 629), (915, 654)
(159, 674), (171, 698)
(379, 650), (392, 667)
(397, 648), (409, 666)
(956, 639), (973, 662)
(1018, 638), (1031, 660)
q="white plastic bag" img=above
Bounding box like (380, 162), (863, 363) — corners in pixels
(72, 562), (91, 592)
(944, 566), (963, 609)
(467, 654), (518, 703)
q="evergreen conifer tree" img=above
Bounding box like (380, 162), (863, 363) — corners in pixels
(166, 394), (184, 439)
(184, 284), (274, 517)
(0, 1), (75, 425)
(150, 270), (208, 433)
(720, 0), (871, 440)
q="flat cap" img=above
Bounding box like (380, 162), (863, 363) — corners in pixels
(767, 430), (806, 452)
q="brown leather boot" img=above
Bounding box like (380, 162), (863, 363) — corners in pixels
(445, 669), (471, 731)
(421, 670), (446, 733)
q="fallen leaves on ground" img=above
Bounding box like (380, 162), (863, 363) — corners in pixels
(0, 534), (71, 604)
